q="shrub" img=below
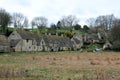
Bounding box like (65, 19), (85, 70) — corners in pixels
(112, 40), (120, 51)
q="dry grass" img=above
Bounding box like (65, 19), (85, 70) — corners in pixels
(0, 51), (120, 80)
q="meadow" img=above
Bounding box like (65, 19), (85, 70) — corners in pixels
(0, 51), (120, 80)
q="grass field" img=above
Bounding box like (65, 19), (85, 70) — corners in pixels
(0, 51), (120, 80)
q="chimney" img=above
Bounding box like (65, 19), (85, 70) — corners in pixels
(37, 30), (40, 35)
(49, 33), (51, 36)
(61, 34), (64, 37)
(56, 33), (58, 36)
(21, 26), (24, 30)
(45, 33), (47, 35)
(97, 32), (101, 39)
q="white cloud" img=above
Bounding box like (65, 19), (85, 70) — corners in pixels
(0, 0), (120, 26)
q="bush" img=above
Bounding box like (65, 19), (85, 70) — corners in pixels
(87, 44), (96, 51)
(109, 22), (120, 51)
(112, 40), (120, 51)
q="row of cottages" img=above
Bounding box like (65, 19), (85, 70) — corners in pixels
(82, 33), (104, 44)
(0, 34), (10, 52)
(82, 32), (113, 49)
(8, 30), (83, 52)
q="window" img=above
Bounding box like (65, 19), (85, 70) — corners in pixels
(32, 41), (34, 45)
(26, 39), (29, 42)
(42, 41), (44, 45)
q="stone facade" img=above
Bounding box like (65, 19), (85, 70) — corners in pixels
(8, 30), (84, 52)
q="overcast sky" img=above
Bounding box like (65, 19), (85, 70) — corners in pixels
(0, 0), (120, 26)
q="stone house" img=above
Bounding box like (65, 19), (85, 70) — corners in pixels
(103, 40), (112, 50)
(71, 38), (81, 50)
(83, 33), (100, 44)
(0, 34), (10, 52)
(8, 30), (36, 52)
(71, 34), (83, 50)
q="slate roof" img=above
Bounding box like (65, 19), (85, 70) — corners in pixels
(58, 38), (66, 47)
(0, 40), (9, 46)
(27, 32), (43, 45)
(73, 38), (80, 44)
(58, 38), (73, 47)
(0, 35), (9, 46)
(0, 35), (7, 40)
(85, 33), (99, 40)
(42, 35), (74, 48)
(16, 30), (33, 40)
(73, 34), (82, 38)
(43, 35), (59, 47)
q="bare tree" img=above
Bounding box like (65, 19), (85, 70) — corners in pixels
(109, 19), (120, 41)
(31, 16), (48, 33)
(60, 15), (79, 29)
(22, 17), (29, 28)
(86, 18), (96, 28)
(31, 20), (35, 31)
(95, 14), (116, 31)
(56, 21), (61, 29)
(0, 8), (11, 33)
(12, 13), (25, 29)
(109, 19), (120, 51)
(107, 14), (116, 29)
(31, 16), (48, 30)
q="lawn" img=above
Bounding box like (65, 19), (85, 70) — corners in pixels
(0, 51), (120, 80)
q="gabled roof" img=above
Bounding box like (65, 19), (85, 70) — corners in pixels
(16, 30), (33, 40)
(73, 34), (82, 38)
(85, 33), (99, 40)
(26, 32), (45, 46)
(72, 38), (80, 44)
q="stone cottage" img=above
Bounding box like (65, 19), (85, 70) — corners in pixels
(8, 30), (36, 52)
(71, 34), (83, 50)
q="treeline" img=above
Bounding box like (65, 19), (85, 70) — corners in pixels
(0, 8), (89, 32)
(0, 8), (120, 51)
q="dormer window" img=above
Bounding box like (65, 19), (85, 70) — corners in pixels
(32, 41), (34, 45)
(42, 41), (44, 44)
